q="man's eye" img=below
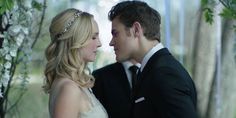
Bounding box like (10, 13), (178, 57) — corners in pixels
(112, 32), (118, 37)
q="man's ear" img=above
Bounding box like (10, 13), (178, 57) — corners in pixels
(132, 21), (143, 37)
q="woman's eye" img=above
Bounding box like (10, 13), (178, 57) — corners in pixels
(92, 33), (99, 40)
(92, 36), (97, 40)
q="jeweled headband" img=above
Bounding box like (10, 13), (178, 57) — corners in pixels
(55, 11), (83, 39)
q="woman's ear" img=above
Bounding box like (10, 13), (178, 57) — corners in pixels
(132, 21), (142, 37)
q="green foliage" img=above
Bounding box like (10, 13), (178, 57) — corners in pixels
(0, 0), (46, 117)
(0, 0), (14, 15)
(220, 7), (236, 19)
(201, 0), (208, 6)
(201, 0), (216, 24)
(201, 0), (236, 30)
(233, 25), (236, 32)
(203, 7), (214, 24)
(0, 0), (43, 15)
(32, 0), (43, 11)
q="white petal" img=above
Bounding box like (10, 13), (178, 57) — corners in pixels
(23, 0), (32, 8)
(2, 74), (10, 87)
(0, 92), (3, 98)
(16, 34), (24, 46)
(2, 14), (8, 29)
(10, 49), (17, 57)
(22, 27), (29, 35)
(0, 33), (4, 38)
(5, 54), (12, 60)
(8, 25), (21, 36)
(4, 61), (11, 69)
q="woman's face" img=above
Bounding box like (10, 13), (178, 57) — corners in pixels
(80, 19), (101, 62)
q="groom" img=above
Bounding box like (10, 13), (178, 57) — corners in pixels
(92, 60), (140, 118)
(107, 1), (198, 118)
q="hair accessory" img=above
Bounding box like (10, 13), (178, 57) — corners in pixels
(55, 11), (83, 39)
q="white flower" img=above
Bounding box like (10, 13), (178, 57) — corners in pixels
(0, 64), (3, 71)
(16, 33), (25, 46)
(0, 33), (4, 38)
(5, 10), (10, 20)
(2, 14), (8, 29)
(2, 73), (10, 87)
(23, 0), (32, 9)
(1, 46), (10, 56)
(5, 54), (12, 60)
(22, 27), (29, 35)
(4, 69), (10, 75)
(4, 61), (12, 69)
(11, 12), (19, 24)
(0, 92), (3, 98)
(25, 11), (33, 19)
(10, 49), (17, 57)
(12, 1), (18, 10)
(8, 25), (22, 36)
(3, 36), (9, 45)
(3, 45), (10, 51)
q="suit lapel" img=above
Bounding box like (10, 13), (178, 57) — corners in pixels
(115, 63), (132, 98)
(134, 48), (171, 97)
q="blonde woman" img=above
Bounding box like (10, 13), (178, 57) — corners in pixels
(43, 8), (108, 118)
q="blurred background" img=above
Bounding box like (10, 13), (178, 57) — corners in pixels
(0, 0), (235, 118)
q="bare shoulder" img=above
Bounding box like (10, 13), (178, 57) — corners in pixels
(50, 79), (82, 118)
(57, 79), (82, 97)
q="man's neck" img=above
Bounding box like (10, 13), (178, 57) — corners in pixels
(136, 39), (159, 63)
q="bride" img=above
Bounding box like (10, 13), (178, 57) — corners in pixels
(43, 8), (108, 118)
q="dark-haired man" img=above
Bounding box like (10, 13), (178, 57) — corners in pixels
(107, 1), (197, 118)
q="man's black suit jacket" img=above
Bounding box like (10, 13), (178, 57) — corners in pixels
(132, 48), (197, 118)
(92, 62), (132, 118)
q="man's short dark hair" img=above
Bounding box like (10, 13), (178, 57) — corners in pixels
(108, 1), (161, 41)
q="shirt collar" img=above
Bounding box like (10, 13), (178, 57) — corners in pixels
(140, 43), (164, 71)
(122, 61), (141, 70)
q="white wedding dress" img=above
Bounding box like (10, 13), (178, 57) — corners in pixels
(49, 79), (108, 118)
(79, 87), (108, 118)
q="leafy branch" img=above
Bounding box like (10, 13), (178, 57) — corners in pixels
(0, 0), (46, 117)
(0, 0), (14, 15)
(201, 0), (236, 24)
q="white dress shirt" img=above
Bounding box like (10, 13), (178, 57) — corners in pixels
(122, 61), (141, 88)
(140, 43), (164, 72)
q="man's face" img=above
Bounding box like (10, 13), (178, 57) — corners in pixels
(109, 18), (136, 62)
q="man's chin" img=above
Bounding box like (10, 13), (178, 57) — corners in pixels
(116, 56), (127, 62)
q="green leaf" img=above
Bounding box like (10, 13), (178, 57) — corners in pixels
(201, 0), (208, 7)
(203, 8), (214, 24)
(5, 0), (14, 10)
(0, 0), (14, 15)
(232, 0), (236, 4)
(219, 8), (236, 19)
(0, 5), (7, 15)
(233, 25), (236, 32)
(31, 0), (43, 11)
(0, 0), (3, 6)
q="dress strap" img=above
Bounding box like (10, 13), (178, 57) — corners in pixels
(80, 87), (97, 106)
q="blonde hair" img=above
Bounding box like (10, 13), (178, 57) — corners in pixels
(43, 8), (95, 93)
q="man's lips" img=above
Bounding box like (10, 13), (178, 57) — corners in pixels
(114, 49), (118, 53)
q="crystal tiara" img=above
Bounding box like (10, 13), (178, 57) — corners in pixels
(55, 11), (83, 39)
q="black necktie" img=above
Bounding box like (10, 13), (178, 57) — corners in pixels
(129, 65), (139, 89)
